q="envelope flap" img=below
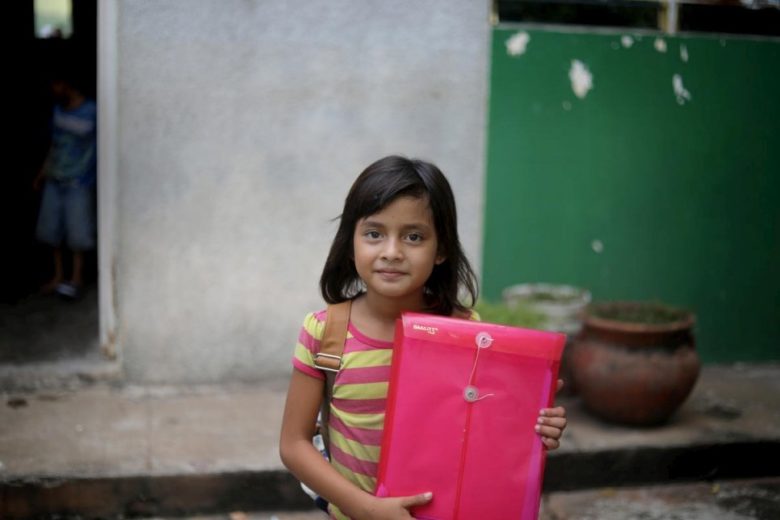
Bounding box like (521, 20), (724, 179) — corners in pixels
(400, 312), (565, 361)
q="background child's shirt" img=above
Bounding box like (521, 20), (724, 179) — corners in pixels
(45, 100), (97, 185)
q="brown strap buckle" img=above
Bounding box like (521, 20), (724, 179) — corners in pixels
(313, 352), (342, 373)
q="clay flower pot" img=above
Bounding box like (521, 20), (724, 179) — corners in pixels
(570, 301), (700, 426)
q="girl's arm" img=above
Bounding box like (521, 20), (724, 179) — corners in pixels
(279, 370), (431, 519)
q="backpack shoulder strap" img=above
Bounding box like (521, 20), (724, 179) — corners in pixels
(314, 300), (351, 372)
(315, 300), (351, 451)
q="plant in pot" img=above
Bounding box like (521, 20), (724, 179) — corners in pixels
(502, 283), (592, 395)
(570, 300), (699, 426)
(473, 299), (545, 330)
(501, 283), (592, 336)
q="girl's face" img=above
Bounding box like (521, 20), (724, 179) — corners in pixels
(353, 195), (445, 305)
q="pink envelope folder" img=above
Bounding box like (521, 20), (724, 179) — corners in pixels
(376, 312), (565, 520)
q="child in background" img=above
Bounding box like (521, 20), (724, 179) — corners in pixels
(280, 156), (567, 519)
(33, 70), (97, 299)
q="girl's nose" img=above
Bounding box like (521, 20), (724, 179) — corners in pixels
(381, 238), (403, 260)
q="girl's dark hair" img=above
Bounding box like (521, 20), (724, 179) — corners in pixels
(320, 155), (478, 316)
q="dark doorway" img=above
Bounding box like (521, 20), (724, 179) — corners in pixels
(2, 1), (100, 374)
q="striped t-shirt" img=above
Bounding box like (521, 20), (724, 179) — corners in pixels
(293, 309), (392, 520)
(293, 308), (478, 519)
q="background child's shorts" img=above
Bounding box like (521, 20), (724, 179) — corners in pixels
(36, 180), (96, 251)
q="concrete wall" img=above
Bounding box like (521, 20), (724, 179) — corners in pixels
(114, 1), (490, 383)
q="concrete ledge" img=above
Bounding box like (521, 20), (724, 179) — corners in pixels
(0, 358), (122, 393)
(1, 470), (311, 518)
(544, 441), (780, 492)
(541, 476), (780, 519)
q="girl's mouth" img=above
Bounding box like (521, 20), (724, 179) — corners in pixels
(376, 269), (405, 280)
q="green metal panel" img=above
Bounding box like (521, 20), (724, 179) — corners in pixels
(484, 26), (780, 363)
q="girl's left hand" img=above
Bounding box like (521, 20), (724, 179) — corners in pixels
(536, 379), (567, 450)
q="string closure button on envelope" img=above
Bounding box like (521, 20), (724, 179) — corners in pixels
(476, 332), (493, 349)
(464, 385), (480, 402)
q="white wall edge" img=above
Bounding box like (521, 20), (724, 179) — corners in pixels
(97, 0), (119, 360)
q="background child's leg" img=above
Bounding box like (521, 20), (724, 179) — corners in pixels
(63, 184), (96, 287)
(35, 182), (66, 292)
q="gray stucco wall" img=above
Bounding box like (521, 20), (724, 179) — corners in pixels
(116, 0), (490, 383)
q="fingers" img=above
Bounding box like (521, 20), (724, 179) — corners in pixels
(537, 407), (567, 433)
(537, 405), (568, 451)
(537, 415), (567, 430)
(535, 422), (564, 439)
(399, 492), (433, 508)
(540, 406), (567, 419)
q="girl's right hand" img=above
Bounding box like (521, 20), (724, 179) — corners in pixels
(358, 492), (433, 519)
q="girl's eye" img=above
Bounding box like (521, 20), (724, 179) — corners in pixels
(365, 231), (381, 240)
(407, 233), (423, 243)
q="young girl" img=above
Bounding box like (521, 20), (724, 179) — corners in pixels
(280, 156), (567, 519)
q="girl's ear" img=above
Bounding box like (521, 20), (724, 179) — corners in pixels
(435, 255), (446, 265)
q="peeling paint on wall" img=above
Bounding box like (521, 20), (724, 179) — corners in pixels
(621, 35), (634, 48)
(655, 38), (668, 53)
(680, 44), (689, 63)
(506, 31), (530, 56)
(673, 74), (692, 105)
(569, 60), (593, 99)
